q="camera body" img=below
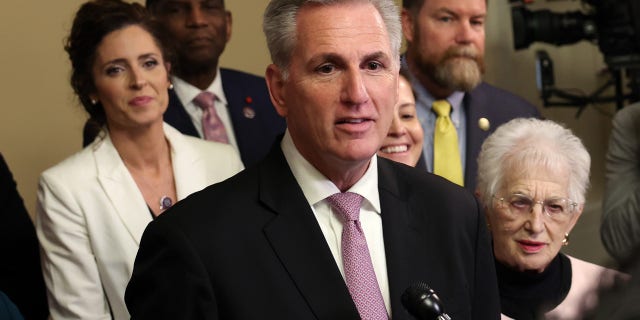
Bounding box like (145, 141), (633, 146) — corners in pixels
(511, 0), (640, 69)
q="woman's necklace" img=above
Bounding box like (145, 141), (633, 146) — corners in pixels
(124, 161), (176, 215)
(159, 195), (173, 210)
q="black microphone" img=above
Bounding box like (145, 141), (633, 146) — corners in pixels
(401, 282), (452, 320)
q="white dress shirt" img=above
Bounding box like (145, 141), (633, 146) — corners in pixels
(171, 70), (239, 149)
(280, 130), (391, 314)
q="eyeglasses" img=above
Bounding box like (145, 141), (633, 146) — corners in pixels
(493, 193), (578, 222)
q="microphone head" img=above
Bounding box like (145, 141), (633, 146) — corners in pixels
(401, 282), (447, 319)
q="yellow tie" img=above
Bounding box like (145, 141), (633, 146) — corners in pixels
(432, 100), (463, 186)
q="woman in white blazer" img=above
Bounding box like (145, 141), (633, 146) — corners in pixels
(476, 118), (627, 320)
(36, 1), (243, 319)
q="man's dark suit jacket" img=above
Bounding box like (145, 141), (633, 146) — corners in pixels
(83, 68), (286, 168)
(0, 154), (48, 319)
(125, 146), (501, 319)
(163, 68), (286, 167)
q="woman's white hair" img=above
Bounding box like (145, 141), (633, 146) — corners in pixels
(476, 118), (591, 208)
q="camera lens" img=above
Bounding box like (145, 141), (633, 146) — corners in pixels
(511, 5), (597, 50)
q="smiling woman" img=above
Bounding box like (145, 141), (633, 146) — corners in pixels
(475, 118), (627, 320)
(377, 69), (424, 167)
(35, 1), (244, 319)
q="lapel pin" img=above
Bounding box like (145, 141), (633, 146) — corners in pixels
(243, 96), (256, 119)
(478, 117), (490, 131)
(243, 106), (256, 119)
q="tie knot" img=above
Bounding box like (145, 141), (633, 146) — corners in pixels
(327, 192), (363, 221)
(432, 100), (451, 117)
(193, 91), (216, 110)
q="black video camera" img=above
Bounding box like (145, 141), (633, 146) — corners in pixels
(511, 0), (640, 69)
(510, 0), (640, 110)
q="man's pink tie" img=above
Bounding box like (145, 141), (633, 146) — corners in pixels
(193, 91), (229, 143)
(327, 192), (388, 319)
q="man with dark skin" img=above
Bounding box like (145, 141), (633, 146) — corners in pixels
(150, 0), (230, 90)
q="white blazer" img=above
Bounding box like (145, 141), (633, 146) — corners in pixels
(36, 123), (244, 320)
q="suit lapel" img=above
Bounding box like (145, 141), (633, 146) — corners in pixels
(220, 69), (251, 160)
(94, 136), (151, 246)
(163, 89), (200, 138)
(378, 159), (416, 319)
(463, 84), (491, 190)
(164, 124), (208, 200)
(259, 147), (360, 320)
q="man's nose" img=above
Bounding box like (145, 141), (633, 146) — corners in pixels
(341, 70), (369, 106)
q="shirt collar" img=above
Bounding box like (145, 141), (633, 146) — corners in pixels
(171, 67), (228, 106)
(280, 130), (381, 213)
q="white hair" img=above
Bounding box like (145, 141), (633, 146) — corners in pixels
(476, 118), (591, 207)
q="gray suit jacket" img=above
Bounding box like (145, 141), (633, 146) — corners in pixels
(601, 102), (640, 262)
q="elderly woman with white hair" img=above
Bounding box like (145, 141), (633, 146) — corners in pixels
(476, 118), (626, 319)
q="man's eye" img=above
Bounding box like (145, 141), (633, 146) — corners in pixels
(471, 19), (484, 27)
(366, 61), (382, 71)
(316, 64), (335, 74)
(160, 5), (182, 14)
(202, 3), (224, 12)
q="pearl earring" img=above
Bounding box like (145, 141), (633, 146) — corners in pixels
(562, 233), (570, 246)
(169, 83), (174, 90)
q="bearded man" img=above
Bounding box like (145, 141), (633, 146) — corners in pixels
(402, 0), (540, 191)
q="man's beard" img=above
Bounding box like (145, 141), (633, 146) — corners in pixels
(417, 46), (485, 92)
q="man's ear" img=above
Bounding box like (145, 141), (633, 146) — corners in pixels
(401, 8), (415, 43)
(265, 64), (287, 117)
(224, 11), (233, 43)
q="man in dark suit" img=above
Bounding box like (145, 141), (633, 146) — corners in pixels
(401, 0), (540, 191)
(84, 0), (286, 168)
(126, 0), (500, 319)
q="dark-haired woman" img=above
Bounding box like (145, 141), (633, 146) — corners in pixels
(35, 1), (243, 318)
